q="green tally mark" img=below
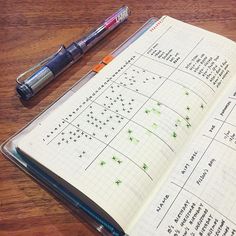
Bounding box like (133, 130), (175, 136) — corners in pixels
(185, 116), (190, 121)
(156, 101), (161, 106)
(175, 119), (181, 127)
(186, 106), (190, 111)
(142, 163), (148, 171)
(152, 108), (161, 115)
(115, 179), (122, 186)
(185, 91), (189, 96)
(145, 106), (161, 116)
(186, 123), (191, 128)
(172, 132), (177, 138)
(128, 129), (139, 144)
(200, 103), (204, 109)
(112, 155), (122, 164)
(129, 136), (139, 144)
(128, 129), (132, 134)
(152, 122), (158, 129)
(100, 160), (106, 166)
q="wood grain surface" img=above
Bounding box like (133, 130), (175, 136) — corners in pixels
(0, 0), (236, 235)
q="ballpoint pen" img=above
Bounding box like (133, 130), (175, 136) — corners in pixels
(16, 6), (130, 100)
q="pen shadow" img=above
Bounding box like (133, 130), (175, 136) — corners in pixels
(19, 22), (131, 109)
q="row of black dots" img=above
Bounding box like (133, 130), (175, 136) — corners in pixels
(42, 120), (66, 142)
(64, 76), (115, 121)
(110, 55), (136, 78)
(43, 120), (67, 141)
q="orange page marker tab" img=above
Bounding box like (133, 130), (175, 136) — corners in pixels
(92, 63), (105, 73)
(102, 54), (114, 64)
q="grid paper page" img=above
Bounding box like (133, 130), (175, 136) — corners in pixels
(18, 16), (236, 230)
(128, 78), (236, 235)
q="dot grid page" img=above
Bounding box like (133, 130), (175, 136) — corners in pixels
(128, 77), (236, 236)
(18, 16), (236, 230)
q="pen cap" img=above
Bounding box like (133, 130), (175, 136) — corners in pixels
(16, 67), (54, 100)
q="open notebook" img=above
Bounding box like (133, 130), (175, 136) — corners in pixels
(8, 16), (236, 235)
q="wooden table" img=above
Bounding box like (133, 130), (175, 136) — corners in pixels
(0, 0), (235, 235)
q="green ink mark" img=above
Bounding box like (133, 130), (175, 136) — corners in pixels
(152, 123), (158, 129)
(172, 132), (177, 138)
(142, 163), (148, 171)
(185, 91), (189, 96)
(152, 108), (161, 115)
(145, 109), (151, 114)
(128, 128), (140, 144)
(185, 116), (190, 121)
(176, 119), (181, 124)
(115, 179), (122, 186)
(186, 106), (190, 111)
(100, 160), (106, 166)
(200, 104), (204, 109)
(175, 119), (181, 127)
(129, 136), (139, 144)
(186, 123), (191, 128)
(157, 101), (161, 106)
(112, 155), (122, 164)
(133, 137), (140, 144)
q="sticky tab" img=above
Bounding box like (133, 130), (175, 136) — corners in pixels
(102, 54), (114, 65)
(92, 63), (105, 73)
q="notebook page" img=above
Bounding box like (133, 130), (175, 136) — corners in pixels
(128, 77), (236, 235)
(18, 16), (236, 230)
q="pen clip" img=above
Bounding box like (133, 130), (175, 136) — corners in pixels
(16, 45), (64, 85)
